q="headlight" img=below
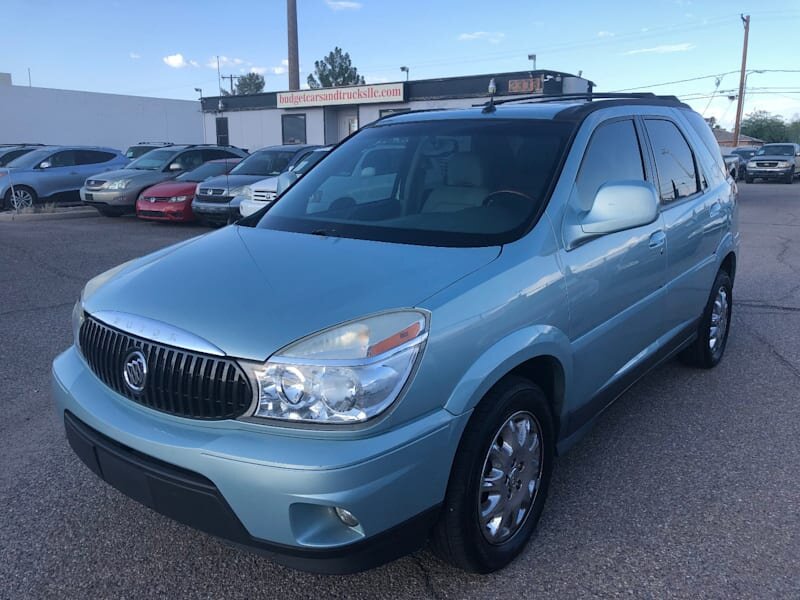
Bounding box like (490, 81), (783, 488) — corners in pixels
(250, 310), (428, 424)
(777, 161), (790, 168)
(105, 179), (131, 190)
(168, 195), (189, 203)
(228, 185), (249, 197)
(72, 297), (85, 347)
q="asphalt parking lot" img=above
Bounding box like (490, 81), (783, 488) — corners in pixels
(1, 184), (799, 599)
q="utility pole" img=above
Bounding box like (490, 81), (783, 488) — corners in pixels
(732, 14), (750, 147)
(221, 74), (240, 95)
(287, 0), (300, 90)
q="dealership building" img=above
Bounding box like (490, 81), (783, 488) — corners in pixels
(200, 70), (593, 150)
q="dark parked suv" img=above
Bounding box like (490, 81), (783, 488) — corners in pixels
(81, 144), (248, 217)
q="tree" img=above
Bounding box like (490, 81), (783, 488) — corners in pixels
(307, 47), (365, 89)
(786, 116), (800, 144)
(741, 110), (788, 143)
(236, 73), (265, 95)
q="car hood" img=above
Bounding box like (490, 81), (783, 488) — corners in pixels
(198, 174), (267, 191)
(251, 176), (279, 192)
(82, 226), (501, 360)
(140, 180), (198, 198)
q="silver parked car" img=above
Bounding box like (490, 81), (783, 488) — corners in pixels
(54, 94), (738, 574)
(81, 144), (248, 217)
(0, 146), (128, 210)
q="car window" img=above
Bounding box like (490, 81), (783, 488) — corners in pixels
(76, 150), (116, 165)
(756, 144), (795, 156)
(47, 151), (76, 167)
(172, 150), (204, 171)
(231, 150), (297, 176)
(128, 148), (180, 170)
(575, 119), (645, 212)
(201, 148), (240, 161)
(293, 150), (330, 176)
(176, 161), (236, 182)
(644, 119), (700, 203)
(256, 119), (573, 247)
(125, 145), (157, 159)
(0, 148), (33, 166)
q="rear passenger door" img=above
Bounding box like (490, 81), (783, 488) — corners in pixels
(559, 118), (667, 426)
(641, 117), (724, 335)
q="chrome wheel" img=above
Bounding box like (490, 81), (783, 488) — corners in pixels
(478, 410), (543, 544)
(709, 286), (729, 354)
(9, 188), (34, 210)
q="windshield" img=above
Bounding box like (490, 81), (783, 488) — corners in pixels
(176, 160), (237, 182)
(293, 149), (330, 176)
(0, 147), (37, 167)
(732, 149), (755, 159)
(126, 145), (160, 159)
(255, 119), (573, 247)
(231, 150), (296, 176)
(5, 149), (55, 169)
(756, 144), (795, 156)
(127, 148), (179, 170)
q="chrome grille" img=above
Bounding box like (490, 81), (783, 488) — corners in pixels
(142, 197), (171, 203)
(79, 315), (253, 420)
(756, 162), (778, 167)
(252, 190), (277, 202)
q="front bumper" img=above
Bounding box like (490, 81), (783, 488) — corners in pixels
(135, 199), (194, 221)
(52, 346), (467, 573)
(81, 186), (139, 207)
(746, 167), (793, 179)
(191, 198), (237, 222)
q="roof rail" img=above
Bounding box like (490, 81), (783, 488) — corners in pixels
(374, 108), (449, 122)
(474, 92), (686, 108)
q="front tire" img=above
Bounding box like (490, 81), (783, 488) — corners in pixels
(679, 270), (733, 369)
(785, 169), (795, 184)
(744, 176), (753, 184)
(431, 376), (554, 573)
(3, 185), (38, 210)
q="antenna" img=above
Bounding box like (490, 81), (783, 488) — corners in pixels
(483, 78), (497, 113)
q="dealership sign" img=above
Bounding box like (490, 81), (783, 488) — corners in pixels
(277, 83), (405, 108)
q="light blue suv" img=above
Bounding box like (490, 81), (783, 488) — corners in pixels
(0, 146), (128, 210)
(53, 94), (738, 574)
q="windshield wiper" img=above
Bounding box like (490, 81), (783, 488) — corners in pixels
(310, 228), (337, 237)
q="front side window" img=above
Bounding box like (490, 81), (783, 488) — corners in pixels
(644, 119), (700, 203)
(255, 119), (573, 247)
(575, 119), (645, 211)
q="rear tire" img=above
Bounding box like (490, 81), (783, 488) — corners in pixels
(679, 270), (733, 369)
(431, 376), (554, 573)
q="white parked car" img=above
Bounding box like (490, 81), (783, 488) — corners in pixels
(239, 146), (332, 218)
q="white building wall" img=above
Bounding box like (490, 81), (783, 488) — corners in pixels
(0, 79), (202, 150)
(204, 107), (327, 149)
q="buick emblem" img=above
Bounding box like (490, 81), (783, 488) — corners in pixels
(123, 349), (147, 393)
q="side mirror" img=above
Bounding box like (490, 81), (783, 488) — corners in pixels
(38, 161), (52, 169)
(581, 181), (659, 235)
(168, 162), (183, 172)
(276, 171), (298, 195)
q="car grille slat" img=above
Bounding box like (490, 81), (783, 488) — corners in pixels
(78, 314), (252, 420)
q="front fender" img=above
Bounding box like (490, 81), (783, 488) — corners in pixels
(443, 324), (573, 418)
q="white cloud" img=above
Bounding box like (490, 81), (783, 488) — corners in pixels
(597, 30), (615, 38)
(458, 31), (505, 44)
(272, 66), (287, 75)
(189, 60), (199, 67)
(624, 43), (695, 55)
(206, 56), (246, 69)
(163, 53), (191, 68)
(281, 59), (289, 66)
(129, 52), (141, 60)
(325, 0), (362, 9)
(250, 67), (267, 75)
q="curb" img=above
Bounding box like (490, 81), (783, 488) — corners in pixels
(0, 207), (98, 223)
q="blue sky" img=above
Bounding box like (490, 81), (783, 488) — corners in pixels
(3, 0), (799, 128)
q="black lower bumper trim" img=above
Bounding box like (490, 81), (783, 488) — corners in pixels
(63, 411), (440, 574)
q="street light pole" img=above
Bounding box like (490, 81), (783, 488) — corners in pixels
(400, 66), (409, 81)
(732, 14), (751, 147)
(528, 53), (537, 70)
(194, 88), (206, 143)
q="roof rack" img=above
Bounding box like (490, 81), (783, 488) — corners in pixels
(474, 92), (686, 108)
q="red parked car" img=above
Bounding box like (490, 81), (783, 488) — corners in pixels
(136, 158), (242, 222)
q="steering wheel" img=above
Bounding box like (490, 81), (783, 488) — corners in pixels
(483, 190), (535, 208)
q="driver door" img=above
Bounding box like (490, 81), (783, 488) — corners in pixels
(558, 118), (668, 434)
(35, 150), (77, 197)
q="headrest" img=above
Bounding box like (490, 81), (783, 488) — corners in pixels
(447, 153), (484, 187)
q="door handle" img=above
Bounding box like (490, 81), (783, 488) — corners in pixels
(709, 201), (722, 218)
(649, 230), (666, 251)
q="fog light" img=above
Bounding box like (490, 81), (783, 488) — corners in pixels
(334, 507), (359, 528)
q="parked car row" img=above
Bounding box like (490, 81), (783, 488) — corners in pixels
(743, 143), (800, 184)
